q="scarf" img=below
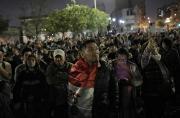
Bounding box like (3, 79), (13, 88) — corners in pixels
(68, 58), (97, 88)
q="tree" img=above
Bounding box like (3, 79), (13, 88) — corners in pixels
(0, 16), (8, 34)
(134, 1), (147, 31)
(155, 19), (165, 28)
(87, 8), (109, 32)
(45, 4), (109, 34)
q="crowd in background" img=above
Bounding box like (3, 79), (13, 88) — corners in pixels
(0, 29), (180, 118)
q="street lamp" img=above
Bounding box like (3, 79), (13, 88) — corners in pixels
(119, 20), (125, 24)
(112, 18), (116, 22)
(165, 18), (171, 23)
(94, 0), (97, 9)
(178, 23), (180, 27)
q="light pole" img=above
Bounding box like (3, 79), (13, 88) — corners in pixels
(70, 0), (76, 4)
(94, 0), (97, 9)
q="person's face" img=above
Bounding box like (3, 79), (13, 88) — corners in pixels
(109, 46), (117, 53)
(83, 43), (99, 63)
(35, 41), (42, 49)
(27, 57), (36, 68)
(54, 55), (65, 65)
(14, 49), (20, 55)
(117, 54), (128, 64)
(0, 51), (4, 63)
(24, 51), (32, 62)
(162, 42), (167, 50)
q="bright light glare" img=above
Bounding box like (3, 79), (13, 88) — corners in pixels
(165, 18), (171, 23)
(112, 18), (116, 22)
(119, 20), (125, 24)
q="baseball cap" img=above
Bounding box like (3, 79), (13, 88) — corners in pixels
(53, 49), (65, 58)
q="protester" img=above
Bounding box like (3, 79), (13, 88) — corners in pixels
(68, 40), (118, 118)
(46, 49), (72, 118)
(14, 47), (32, 82)
(0, 50), (13, 118)
(0, 27), (179, 118)
(161, 38), (180, 96)
(141, 39), (173, 118)
(13, 54), (48, 118)
(112, 48), (143, 118)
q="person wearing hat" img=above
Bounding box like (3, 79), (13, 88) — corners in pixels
(46, 49), (72, 118)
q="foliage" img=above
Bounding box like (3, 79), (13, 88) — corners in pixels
(87, 8), (109, 31)
(155, 19), (165, 28)
(45, 4), (109, 33)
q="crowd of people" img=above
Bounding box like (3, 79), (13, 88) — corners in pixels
(0, 29), (180, 118)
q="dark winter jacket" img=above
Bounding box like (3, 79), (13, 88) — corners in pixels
(142, 57), (172, 98)
(92, 61), (119, 118)
(161, 48), (180, 76)
(161, 48), (180, 93)
(46, 62), (72, 105)
(13, 67), (48, 103)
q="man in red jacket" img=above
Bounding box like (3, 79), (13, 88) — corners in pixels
(68, 40), (118, 118)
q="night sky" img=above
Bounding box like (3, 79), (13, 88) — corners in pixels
(0, 0), (176, 26)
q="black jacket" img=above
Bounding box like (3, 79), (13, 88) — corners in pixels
(161, 48), (180, 93)
(92, 61), (118, 118)
(161, 48), (180, 78)
(142, 57), (172, 98)
(46, 62), (72, 105)
(13, 67), (48, 103)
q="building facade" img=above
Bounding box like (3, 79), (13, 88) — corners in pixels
(157, 2), (180, 29)
(111, 0), (146, 32)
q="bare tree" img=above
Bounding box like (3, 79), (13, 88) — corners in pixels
(19, 0), (50, 39)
